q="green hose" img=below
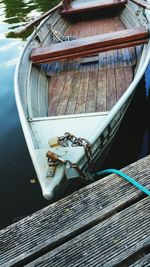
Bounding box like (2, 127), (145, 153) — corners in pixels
(92, 168), (150, 196)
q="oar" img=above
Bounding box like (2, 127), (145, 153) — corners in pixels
(15, 2), (62, 34)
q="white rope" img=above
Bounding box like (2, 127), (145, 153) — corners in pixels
(49, 25), (76, 42)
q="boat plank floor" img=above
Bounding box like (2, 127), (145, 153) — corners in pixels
(48, 66), (133, 115)
(48, 16), (135, 116)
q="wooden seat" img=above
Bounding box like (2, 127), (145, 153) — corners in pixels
(60, 0), (127, 15)
(30, 27), (148, 64)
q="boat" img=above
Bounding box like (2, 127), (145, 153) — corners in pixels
(15, 0), (150, 199)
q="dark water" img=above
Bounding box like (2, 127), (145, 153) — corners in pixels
(0, 0), (150, 230)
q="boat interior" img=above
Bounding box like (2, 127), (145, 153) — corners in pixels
(29, 0), (149, 118)
(18, 0), (150, 199)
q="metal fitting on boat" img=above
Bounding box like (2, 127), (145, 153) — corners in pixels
(46, 151), (66, 164)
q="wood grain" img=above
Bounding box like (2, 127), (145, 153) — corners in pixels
(60, 0), (127, 15)
(30, 27), (148, 64)
(26, 198), (150, 267)
(47, 16), (135, 115)
(1, 154), (150, 266)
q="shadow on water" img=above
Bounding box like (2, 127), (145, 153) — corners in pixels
(102, 76), (150, 171)
(0, 0), (150, 229)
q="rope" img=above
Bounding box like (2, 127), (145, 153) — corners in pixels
(52, 26), (65, 42)
(50, 25), (76, 43)
(92, 168), (150, 196)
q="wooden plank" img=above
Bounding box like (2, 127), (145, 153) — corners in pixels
(88, 19), (103, 70)
(48, 65), (130, 116)
(115, 67), (126, 100)
(64, 22), (77, 37)
(62, 0), (71, 9)
(105, 17), (116, 69)
(65, 71), (81, 114)
(96, 70), (107, 111)
(114, 17), (136, 69)
(48, 60), (133, 116)
(114, 16), (129, 68)
(30, 27), (148, 64)
(31, 38), (148, 64)
(129, 254), (150, 267)
(90, 18), (99, 36)
(124, 66), (133, 88)
(48, 73), (66, 116)
(55, 69), (74, 115)
(96, 17), (105, 35)
(75, 70), (90, 114)
(106, 68), (116, 110)
(1, 155), (150, 266)
(60, 0), (127, 15)
(26, 198), (150, 267)
(128, 47), (136, 66)
(78, 20), (87, 38)
(85, 70), (97, 113)
(114, 15), (125, 31)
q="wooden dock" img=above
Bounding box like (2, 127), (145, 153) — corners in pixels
(0, 155), (150, 267)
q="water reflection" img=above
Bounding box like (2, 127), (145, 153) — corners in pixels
(0, 0), (60, 230)
(1, 0), (59, 25)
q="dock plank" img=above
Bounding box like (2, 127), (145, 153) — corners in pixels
(26, 198), (150, 267)
(0, 155), (150, 267)
(130, 254), (150, 267)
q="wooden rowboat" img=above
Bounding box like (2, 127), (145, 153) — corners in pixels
(15, 0), (150, 199)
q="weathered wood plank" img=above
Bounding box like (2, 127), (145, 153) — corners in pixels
(114, 15), (129, 68)
(129, 254), (150, 267)
(47, 15), (135, 116)
(0, 155), (150, 266)
(44, 17), (136, 76)
(106, 68), (116, 110)
(105, 17), (116, 69)
(30, 27), (148, 64)
(65, 71), (81, 114)
(85, 70), (97, 112)
(55, 69), (74, 115)
(62, 0), (71, 10)
(26, 198), (150, 267)
(124, 66), (133, 88)
(75, 70), (90, 114)
(115, 67), (126, 100)
(96, 70), (107, 111)
(33, 38), (145, 64)
(60, 0), (127, 15)
(48, 64), (132, 116)
(48, 74), (66, 116)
